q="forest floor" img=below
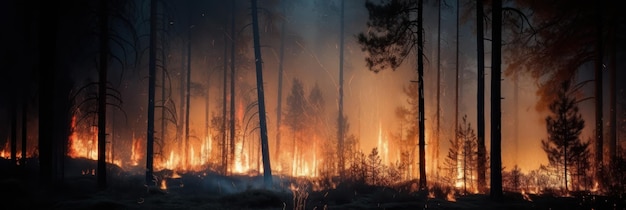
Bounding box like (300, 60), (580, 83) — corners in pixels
(0, 158), (624, 210)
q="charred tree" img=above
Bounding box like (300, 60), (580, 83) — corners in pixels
(38, 0), (65, 187)
(11, 96), (17, 168)
(476, 0), (487, 193)
(97, 0), (109, 189)
(593, 1), (604, 183)
(229, 0), (237, 173)
(146, 0), (157, 186)
(435, 0), (441, 182)
(184, 10), (192, 169)
(222, 20), (229, 175)
(337, 0), (346, 179)
(21, 99), (27, 167)
(251, 0), (273, 188)
(490, 0), (503, 199)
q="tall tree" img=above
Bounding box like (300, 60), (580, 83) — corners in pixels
(337, 0), (346, 179)
(475, 0), (487, 193)
(357, 0), (427, 190)
(458, 115), (478, 194)
(146, 0), (157, 186)
(229, 0), (237, 174)
(221, 20), (229, 174)
(38, 0), (59, 186)
(97, 0), (109, 189)
(184, 7), (192, 169)
(593, 1), (604, 182)
(435, 0), (442, 182)
(250, 0), (272, 188)
(541, 81), (587, 192)
(490, 0), (503, 199)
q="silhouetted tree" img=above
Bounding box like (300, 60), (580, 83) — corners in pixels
(490, 0), (503, 199)
(357, 0), (427, 191)
(146, 0), (157, 186)
(475, 0), (486, 193)
(395, 82), (418, 178)
(250, 0), (272, 188)
(458, 115), (477, 194)
(541, 81), (587, 192)
(508, 1), (625, 184)
(285, 78), (305, 175)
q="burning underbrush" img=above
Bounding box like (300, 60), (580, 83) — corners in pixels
(2, 157), (625, 210)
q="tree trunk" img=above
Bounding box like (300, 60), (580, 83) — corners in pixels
(229, 0), (237, 173)
(251, 0), (273, 188)
(594, 1), (604, 184)
(435, 0), (442, 182)
(563, 140), (569, 193)
(21, 99), (27, 166)
(146, 0), (157, 186)
(222, 22), (228, 174)
(161, 17), (168, 161)
(11, 97), (17, 168)
(476, 0), (486, 193)
(38, 0), (59, 187)
(338, 0), (345, 179)
(608, 8), (617, 167)
(97, 0), (109, 189)
(417, 0), (427, 190)
(185, 12), (191, 169)
(490, 0), (503, 200)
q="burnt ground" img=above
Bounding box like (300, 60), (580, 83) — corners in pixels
(0, 158), (624, 210)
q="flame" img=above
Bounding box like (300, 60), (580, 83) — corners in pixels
(446, 189), (456, 202)
(521, 190), (533, 202)
(130, 134), (142, 166)
(377, 122), (389, 165)
(68, 116), (98, 160)
(160, 179), (167, 190)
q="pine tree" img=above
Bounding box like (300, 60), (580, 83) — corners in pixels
(541, 81), (587, 192)
(357, 0), (427, 190)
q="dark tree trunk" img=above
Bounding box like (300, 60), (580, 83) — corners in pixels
(11, 97), (17, 168)
(185, 11), (191, 169)
(435, 0), (442, 181)
(97, 0), (109, 189)
(229, 0), (236, 173)
(490, 0), (503, 200)
(417, 0), (427, 190)
(161, 17), (168, 160)
(146, 0), (157, 186)
(476, 0), (486, 193)
(222, 22), (228, 175)
(38, 0), (60, 188)
(21, 99), (27, 167)
(594, 1), (604, 184)
(454, 1), (460, 187)
(609, 17), (616, 163)
(338, 0), (345, 179)
(251, 0), (272, 188)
